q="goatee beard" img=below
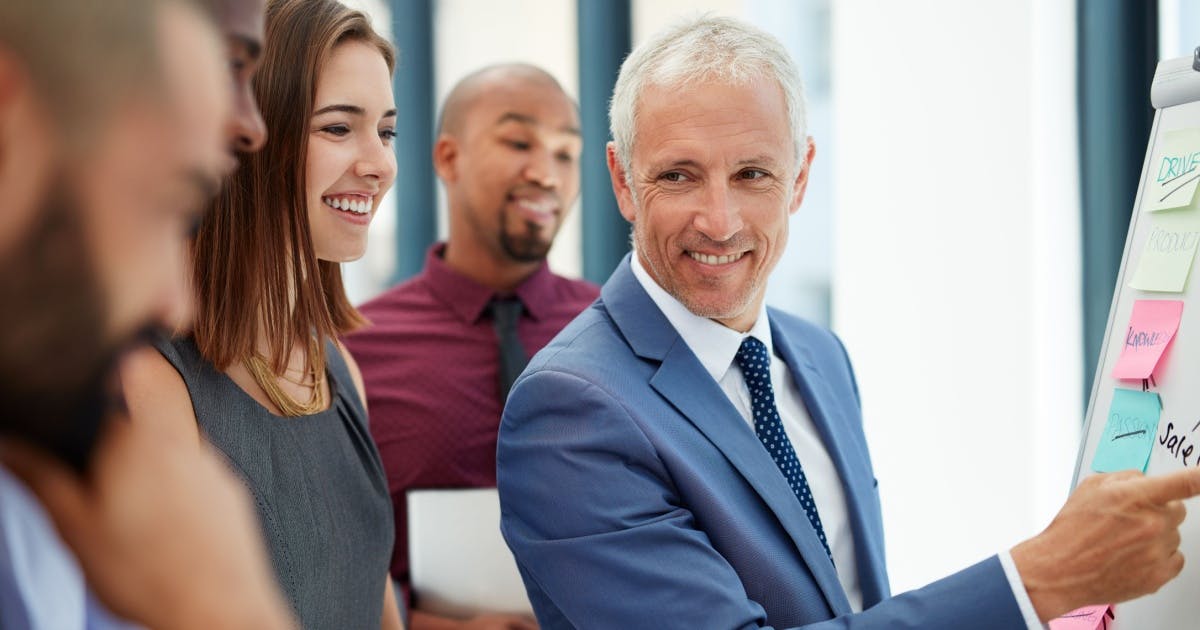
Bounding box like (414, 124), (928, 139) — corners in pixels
(500, 222), (552, 263)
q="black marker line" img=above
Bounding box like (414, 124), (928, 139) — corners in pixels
(1159, 165), (1198, 187)
(1114, 429), (1147, 440)
(1192, 419), (1200, 433)
(1159, 172), (1200, 202)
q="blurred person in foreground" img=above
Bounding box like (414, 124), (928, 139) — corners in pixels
(205, 0), (269, 155)
(0, 0), (293, 628)
(345, 63), (596, 630)
(121, 0), (403, 627)
(497, 15), (1200, 629)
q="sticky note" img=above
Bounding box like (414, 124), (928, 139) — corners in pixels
(1130, 210), (1200, 292)
(1111, 300), (1184, 380)
(1049, 604), (1114, 630)
(1146, 128), (1200, 212)
(1092, 389), (1162, 473)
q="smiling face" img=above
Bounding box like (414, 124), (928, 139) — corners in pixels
(304, 39), (397, 262)
(438, 71), (581, 266)
(608, 75), (815, 332)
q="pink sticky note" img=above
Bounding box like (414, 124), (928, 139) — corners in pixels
(1112, 300), (1184, 380)
(1049, 604), (1114, 630)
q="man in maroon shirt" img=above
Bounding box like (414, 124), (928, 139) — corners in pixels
(346, 63), (598, 630)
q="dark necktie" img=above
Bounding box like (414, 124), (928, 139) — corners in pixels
(735, 336), (833, 561)
(489, 297), (528, 402)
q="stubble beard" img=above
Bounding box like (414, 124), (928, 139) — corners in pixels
(0, 182), (127, 471)
(633, 219), (762, 323)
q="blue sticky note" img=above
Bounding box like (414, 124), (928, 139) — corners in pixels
(1092, 388), (1163, 473)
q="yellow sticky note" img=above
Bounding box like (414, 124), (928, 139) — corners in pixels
(1131, 209), (1200, 292)
(1146, 129), (1200, 212)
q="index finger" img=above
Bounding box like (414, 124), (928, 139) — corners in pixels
(1140, 467), (1200, 504)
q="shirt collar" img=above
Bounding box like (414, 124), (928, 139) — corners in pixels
(629, 253), (773, 383)
(423, 242), (556, 324)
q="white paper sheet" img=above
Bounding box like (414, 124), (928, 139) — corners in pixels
(408, 488), (534, 619)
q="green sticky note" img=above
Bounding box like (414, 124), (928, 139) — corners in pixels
(1147, 129), (1200, 213)
(1131, 210), (1200, 292)
(1092, 388), (1162, 473)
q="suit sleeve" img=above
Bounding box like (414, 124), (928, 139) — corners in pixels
(497, 369), (1026, 630)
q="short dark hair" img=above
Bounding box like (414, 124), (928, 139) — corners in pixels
(0, 0), (205, 152)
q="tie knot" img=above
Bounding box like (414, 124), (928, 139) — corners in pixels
(735, 336), (770, 378)
(489, 297), (523, 327)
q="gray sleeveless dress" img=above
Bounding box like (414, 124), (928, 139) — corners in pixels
(154, 335), (394, 629)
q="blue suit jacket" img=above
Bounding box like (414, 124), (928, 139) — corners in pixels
(497, 257), (1025, 629)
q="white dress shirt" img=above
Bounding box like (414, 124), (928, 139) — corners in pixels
(630, 255), (1043, 626)
(0, 466), (137, 629)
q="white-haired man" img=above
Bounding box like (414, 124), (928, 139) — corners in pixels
(497, 15), (1200, 629)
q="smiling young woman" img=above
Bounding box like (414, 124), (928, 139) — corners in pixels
(119, 0), (402, 628)
(192, 0), (396, 380)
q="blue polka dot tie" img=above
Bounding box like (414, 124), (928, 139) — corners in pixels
(735, 336), (833, 562)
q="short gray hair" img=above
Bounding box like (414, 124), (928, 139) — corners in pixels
(609, 14), (808, 177)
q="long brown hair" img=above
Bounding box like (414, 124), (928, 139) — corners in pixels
(191, 0), (395, 373)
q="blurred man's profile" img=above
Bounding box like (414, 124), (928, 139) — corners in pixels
(0, 1), (293, 628)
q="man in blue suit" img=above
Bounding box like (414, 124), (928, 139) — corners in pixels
(497, 15), (1200, 629)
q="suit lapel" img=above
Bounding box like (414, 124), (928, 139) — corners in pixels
(770, 315), (889, 606)
(602, 258), (850, 612)
(649, 342), (852, 613)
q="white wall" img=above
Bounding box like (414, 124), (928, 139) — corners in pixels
(340, 0), (398, 304)
(1159, 0), (1200, 61)
(831, 0), (1082, 593)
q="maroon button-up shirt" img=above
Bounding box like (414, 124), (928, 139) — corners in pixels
(344, 243), (599, 606)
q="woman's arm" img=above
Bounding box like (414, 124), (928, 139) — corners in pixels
(382, 573), (405, 630)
